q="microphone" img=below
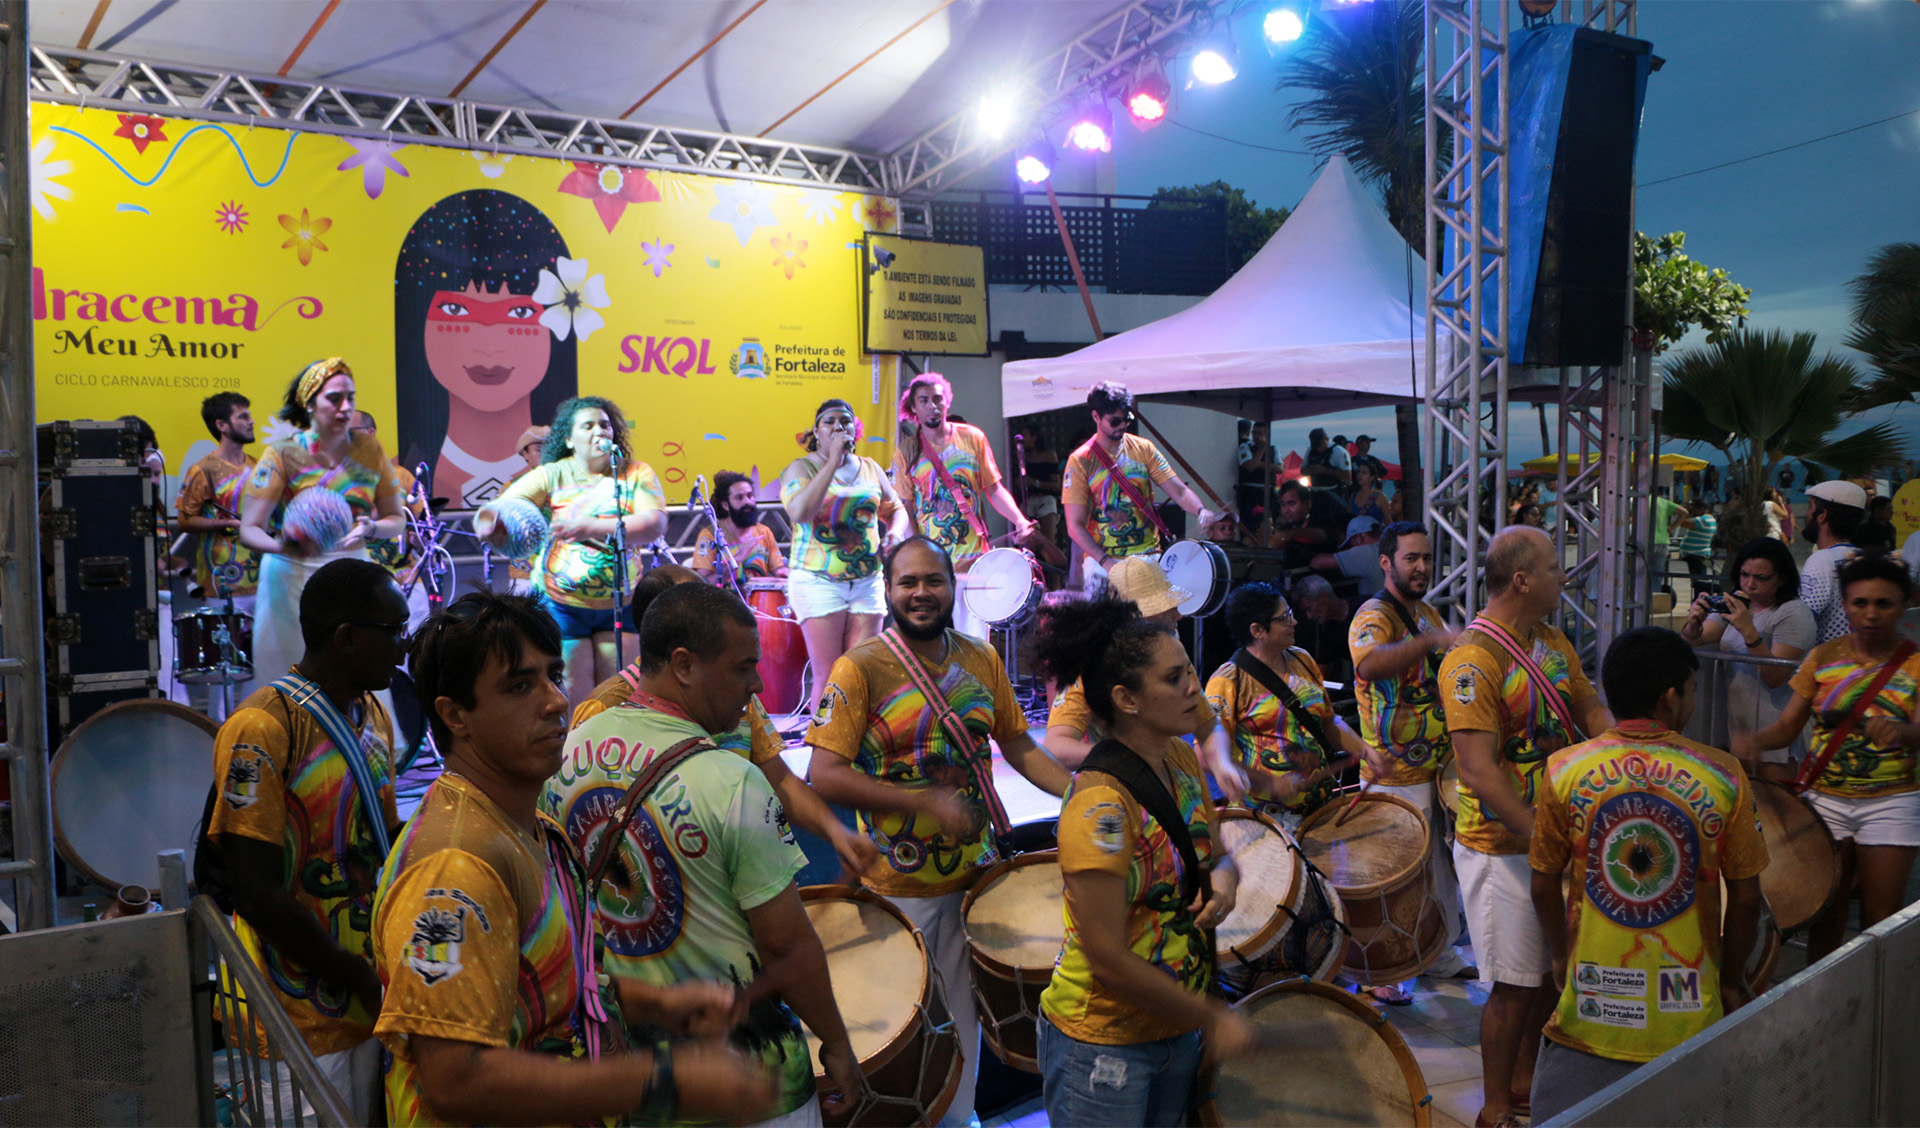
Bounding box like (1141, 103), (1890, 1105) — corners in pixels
(593, 437), (621, 455)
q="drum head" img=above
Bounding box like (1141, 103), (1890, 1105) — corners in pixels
(51, 700), (217, 891)
(803, 892), (930, 1065)
(1211, 981), (1428, 1126)
(965, 855), (1065, 971)
(1752, 780), (1840, 933)
(1160, 540), (1228, 618)
(965, 548), (1038, 625)
(1213, 811), (1304, 962)
(1298, 795), (1430, 897)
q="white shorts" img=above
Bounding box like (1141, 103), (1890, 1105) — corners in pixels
(788, 568), (886, 620)
(1453, 845), (1549, 987)
(1805, 789), (1920, 847)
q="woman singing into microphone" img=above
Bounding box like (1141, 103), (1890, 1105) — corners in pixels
(780, 399), (909, 716)
(475, 396), (665, 702)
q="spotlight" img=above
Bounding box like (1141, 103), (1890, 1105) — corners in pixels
(1190, 47), (1238, 85)
(1262, 8), (1305, 44)
(1123, 58), (1172, 129)
(1065, 101), (1113, 153)
(978, 93), (1015, 140)
(1013, 133), (1054, 184)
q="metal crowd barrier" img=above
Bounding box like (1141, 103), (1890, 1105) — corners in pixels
(1679, 645), (1802, 751)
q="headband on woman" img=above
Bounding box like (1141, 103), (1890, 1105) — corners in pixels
(296, 357), (351, 406)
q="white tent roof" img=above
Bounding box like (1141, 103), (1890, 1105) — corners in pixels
(1001, 154), (1428, 420)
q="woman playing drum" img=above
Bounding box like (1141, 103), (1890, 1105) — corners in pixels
(1738, 553), (1920, 961)
(474, 396), (665, 703)
(779, 399), (909, 715)
(1683, 537), (1817, 782)
(1030, 598), (1251, 1128)
(239, 359), (406, 686)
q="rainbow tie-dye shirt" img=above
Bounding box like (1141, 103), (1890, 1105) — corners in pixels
(1206, 649), (1340, 818)
(784, 456), (890, 581)
(244, 431), (401, 535)
(1063, 434), (1176, 559)
(497, 459), (666, 610)
(374, 774), (620, 1127)
(1350, 595), (1452, 787)
(893, 423), (1003, 566)
(1790, 639), (1920, 797)
(207, 686), (398, 1056)
(177, 450), (261, 596)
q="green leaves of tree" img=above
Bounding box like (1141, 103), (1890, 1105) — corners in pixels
(1838, 242), (1920, 412)
(1148, 180), (1290, 272)
(1634, 231), (1752, 354)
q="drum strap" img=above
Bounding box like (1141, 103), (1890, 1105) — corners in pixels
(271, 674), (392, 858)
(1373, 591), (1443, 680)
(1230, 648), (1335, 768)
(918, 437), (990, 541)
(1792, 640), (1917, 794)
(877, 628), (1014, 840)
(585, 734), (716, 897)
(1080, 739), (1206, 908)
(1087, 440), (1174, 545)
(1466, 617), (1586, 745)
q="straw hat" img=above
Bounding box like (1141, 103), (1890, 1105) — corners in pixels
(1108, 556), (1191, 619)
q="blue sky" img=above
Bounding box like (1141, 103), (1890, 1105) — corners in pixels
(1107, 0), (1920, 472)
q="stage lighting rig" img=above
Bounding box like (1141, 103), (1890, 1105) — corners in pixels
(1188, 19), (1239, 86)
(1065, 100), (1114, 153)
(1014, 133), (1054, 184)
(977, 93), (1016, 140)
(1123, 57), (1172, 129)
(1262, 7), (1306, 45)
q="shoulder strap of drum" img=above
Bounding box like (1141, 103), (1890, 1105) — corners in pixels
(1792, 639), (1917, 794)
(1087, 440), (1174, 543)
(271, 674), (392, 857)
(1230, 648), (1334, 764)
(919, 438), (989, 540)
(586, 736), (713, 897)
(1080, 739), (1204, 907)
(1374, 591), (1441, 679)
(877, 628), (1013, 839)
(1467, 617), (1585, 744)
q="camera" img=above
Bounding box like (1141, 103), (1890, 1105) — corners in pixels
(1705, 592), (1745, 614)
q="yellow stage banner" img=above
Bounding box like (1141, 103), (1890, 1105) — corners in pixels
(29, 104), (901, 505)
(863, 234), (988, 357)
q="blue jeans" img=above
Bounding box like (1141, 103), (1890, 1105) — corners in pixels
(539, 594), (635, 639)
(1038, 1018), (1202, 1128)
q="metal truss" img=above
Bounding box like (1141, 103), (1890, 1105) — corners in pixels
(1422, 0), (1510, 622)
(1, 0), (55, 930)
(882, 0), (1220, 197)
(26, 44), (891, 192)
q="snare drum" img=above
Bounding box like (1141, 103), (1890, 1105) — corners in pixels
(747, 578), (810, 716)
(174, 607), (254, 684)
(1159, 538), (1230, 618)
(963, 851), (1064, 1072)
(803, 886), (962, 1128)
(1212, 809), (1347, 999)
(965, 547), (1044, 627)
(1751, 779), (1841, 934)
(1297, 794), (1448, 984)
(1196, 979), (1431, 1126)
(51, 699), (217, 892)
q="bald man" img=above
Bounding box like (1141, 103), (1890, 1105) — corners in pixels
(1438, 527), (1612, 1128)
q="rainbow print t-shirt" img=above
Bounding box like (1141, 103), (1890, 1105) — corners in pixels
(1351, 595), (1452, 787)
(177, 450), (261, 596)
(1531, 722), (1768, 1063)
(374, 774), (619, 1127)
(207, 685), (398, 1056)
(806, 630), (1029, 897)
(244, 431), (401, 534)
(1790, 639), (1920, 797)
(691, 524), (785, 579)
(784, 455), (890, 581)
(893, 423), (1003, 566)
(497, 459), (666, 610)
(1207, 649), (1340, 818)
(1042, 738), (1216, 1045)
(1063, 434), (1176, 559)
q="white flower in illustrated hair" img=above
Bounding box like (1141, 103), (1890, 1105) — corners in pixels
(533, 256), (611, 342)
(28, 135), (73, 220)
(472, 151), (514, 180)
(796, 189), (843, 226)
(708, 181), (778, 247)
(260, 415), (304, 447)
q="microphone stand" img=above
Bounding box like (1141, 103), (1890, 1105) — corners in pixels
(603, 441), (630, 670)
(694, 475), (748, 603)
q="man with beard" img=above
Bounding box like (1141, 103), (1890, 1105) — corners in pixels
(540, 582), (862, 1126)
(178, 392), (262, 603)
(1439, 527), (1612, 1128)
(1797, 479), (1867, 643)
(807, 536), (1072, 1127)
(1063, 382), (1219, 594)
(207, 559), (407, 1121)
(692, 471), (789, 581)
(1348, 523), (1473, 983)
(893, 373), (1035, 638)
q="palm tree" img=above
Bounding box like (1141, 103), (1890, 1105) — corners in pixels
(1838, 242), (1920, 412)
(1662, 330), (1906, 547)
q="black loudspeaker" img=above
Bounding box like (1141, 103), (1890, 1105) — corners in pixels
(1521, 28), (1650, 369)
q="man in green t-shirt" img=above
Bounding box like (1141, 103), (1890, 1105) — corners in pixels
(542, 582), (863, 1125)
(1651, 492), (1681, 595)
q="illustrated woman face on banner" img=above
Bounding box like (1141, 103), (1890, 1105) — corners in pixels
(395, 190), (578, 507)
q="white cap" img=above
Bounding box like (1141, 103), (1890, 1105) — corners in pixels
(1806, 480), (1867, 509)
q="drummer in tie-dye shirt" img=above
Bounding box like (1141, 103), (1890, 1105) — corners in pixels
(176, 392), (261, 601)
(374, 590), (773, 1127)
(689, 471), (788, 581)
(1061, 382), (1219, 595)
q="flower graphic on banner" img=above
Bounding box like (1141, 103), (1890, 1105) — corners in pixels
(795, 189), (843, 226)
(337, 138), (410, 199)
(28, 135), (72, 220)
(770, 232), (808, 281)
(854, 195), (898, 233)
(213, 199), (249, 234)
(471, 151), (513, 179)
(278, 208), (332, 266)
(533, 256), (611, 342)
(641, 239), (674, 278)
(709, 182), (778, 247)
(113, 114), (168, 155)
(558, 162), (661, 233)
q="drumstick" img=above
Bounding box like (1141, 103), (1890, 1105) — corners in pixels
(1331, 779), (1372, 829)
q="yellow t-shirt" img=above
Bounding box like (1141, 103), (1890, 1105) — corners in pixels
(783, 455), (894, 581)
(245, 431), (401, 533)
(1439, 619), (1597, 855)
(1532, 722), (1769, 1063)
(893, 423), (1004, 566)
(805, 630), (1028, 897)
(1047, 677), (1216, 747)
(177, 449), (260, 596)
(1041, 739), (1215, 1045)
(208, 685), (397, 1056)
(1062, 434), (1176, 559)
(690, 524), (785, 579)
(1788, 639), (1920, 797)
(570, 669), (783, 766)
(373, 775), (619, 1127)
(1206, 649), (1339, 818)
(1350, 595), (1451, 787)
(497, 459), (666, 610)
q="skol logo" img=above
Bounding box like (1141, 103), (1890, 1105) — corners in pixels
(617, 333), (720, 377)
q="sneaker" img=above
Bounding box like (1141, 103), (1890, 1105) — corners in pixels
(1474, 1111), (1527, 1128)
(1365, 984), (1414, 1006)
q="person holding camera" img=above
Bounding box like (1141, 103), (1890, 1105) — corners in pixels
(1683, 539), (1816, 783)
